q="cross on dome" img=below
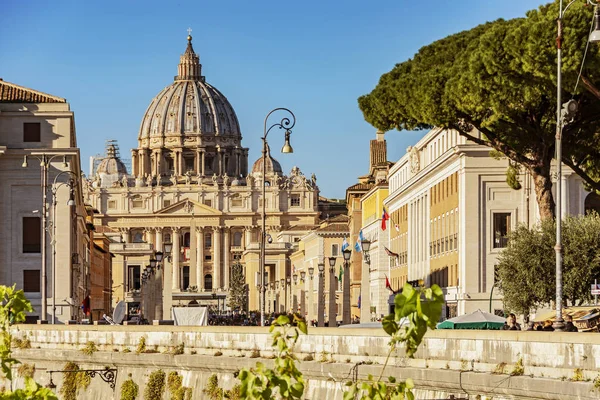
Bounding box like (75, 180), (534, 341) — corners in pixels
(187, 27), (192, 36)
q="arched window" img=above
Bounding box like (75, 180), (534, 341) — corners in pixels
(233, 231), (242, 247)
(205, 274), (213, 290)
(204, 233), (212, 249)
(164, 233), (171, 244)
(183, 232), (191, 247)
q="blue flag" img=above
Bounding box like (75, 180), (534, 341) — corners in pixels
(341, 238), (349, 252)
(355, 230), (364, 252)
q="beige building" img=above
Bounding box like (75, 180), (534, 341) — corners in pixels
(385, 127), (596, 317)
(0, 79), (90, 323)
(290, 215), (349, 326)
(84, 35), (321, 321)
(345, 130), (393, 322)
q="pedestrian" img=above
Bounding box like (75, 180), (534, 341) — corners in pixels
(565, 315), (578, 332)
(542, 319), (554, 331)
(509, 313), (521, 330)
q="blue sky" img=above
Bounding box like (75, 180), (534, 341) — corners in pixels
(1, 0), (547, 199)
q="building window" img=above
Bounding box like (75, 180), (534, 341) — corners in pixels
(132, 195), (143, 208)
(23, 122), (41, 142)
(183, 232), (191, 247)
(108, 200), (117, 209)
(128, 265), (141, 291)
(164, 233), (171, 244)
(164, 200), (171, 207)
(204, 199), (212, 208)
(493, 213), (511, 248)
(204, 233), (212, 249)
(185, 157), (194, 172)
(290, 194), (300, 207)
(23, 217), (41, 253)
(166, 157), (174, 175)
(132, 231), (144, 243)
(23, 270), (40, 292)
(205, 274), (213, 290)
(182, 266), (190, 290)
(233, 231), (242, 247)
(231, 195), (243, 207)
(331, 244), (339, 257)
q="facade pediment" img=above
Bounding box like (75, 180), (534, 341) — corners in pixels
(155, 199), (222, 216)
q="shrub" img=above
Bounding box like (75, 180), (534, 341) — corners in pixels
(80, 341), (98, 356)
(144, 369), (166, 400)
(60, 362), (91, 400)
(120, 374), (139, 400)
(136, 336), (147, 354)
(17, 363), (35, 379)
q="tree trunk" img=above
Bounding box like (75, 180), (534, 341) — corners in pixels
(531, 166), (555, 220)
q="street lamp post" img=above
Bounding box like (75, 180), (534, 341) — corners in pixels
(292, 273), (298, 313)
(22, 153), (73, 323)
(308, 266), (314, 324)
(328, 257), (337, 327)
(553, 1), (600, 331)
(317, 262), (325, 327)
(342, 248), (352, 325)
(360, 239), (372, 323)
(50, 170), (77, 324)
(160, 243), (173, 321)
(260, 108), (295, 326)
(286, 277), (291, 312)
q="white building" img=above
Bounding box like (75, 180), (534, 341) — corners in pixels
(0, 79), (89, 323)
(385, 127), (594, 316)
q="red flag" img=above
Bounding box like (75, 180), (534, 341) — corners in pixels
(81, 295), (91, 316)
(385, 275), (393, 292)
(381, 208), (390, 230)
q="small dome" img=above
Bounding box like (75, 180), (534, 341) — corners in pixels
(251, 144), (282, 176)
(97, 144), (128, 176)
(97, 143), (128, 188)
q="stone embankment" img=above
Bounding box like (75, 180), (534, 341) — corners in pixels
(6, 325), (600, 399)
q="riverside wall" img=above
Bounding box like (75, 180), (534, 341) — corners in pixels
(7, 325), (600, 399)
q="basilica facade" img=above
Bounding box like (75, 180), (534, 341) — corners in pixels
(84, 35), (321, 320)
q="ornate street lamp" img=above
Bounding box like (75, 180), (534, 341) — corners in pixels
(342, 248), (352, 325)
(317, 262), (325, 327)
(22, 152), (75, 323)
(328, 257), (337, 327)
(259, 108), (296, 326)
(360, 238), (372, 323)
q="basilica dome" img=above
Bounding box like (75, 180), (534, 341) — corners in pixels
(137, 35), (241, 148)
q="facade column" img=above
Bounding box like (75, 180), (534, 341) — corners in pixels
(223, 228), (230, 289)
(201, 150), (206, 176)
(145, 228), (155, 248)
(213, 227), (221, 290)
(131, 149), (138, 178)
(139, 149), (146, 177)
(196, 150), (201, 176)
(155, 228), (163, 251)
(172, 227), (180, 290)
(178, 149), (184, 176)
(196, 227), (204, 290)
(244, 226), (252, 248)
(157, 149), (163, 177)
